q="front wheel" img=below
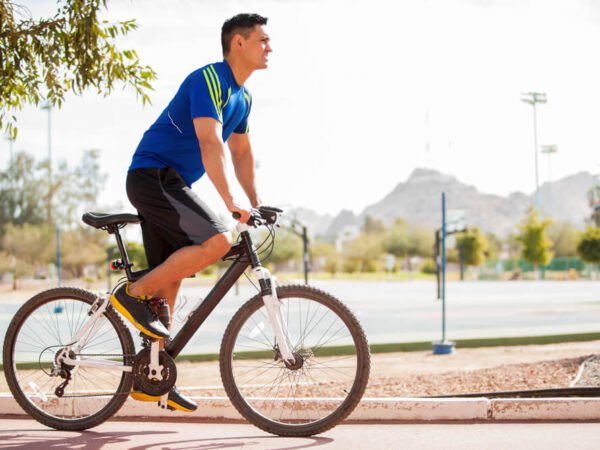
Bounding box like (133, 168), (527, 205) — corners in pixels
(3, 287), (135, 430)
(220, 285), (370, 437)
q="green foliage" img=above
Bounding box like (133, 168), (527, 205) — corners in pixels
(0, 151), (47, 229)
(485, 232), (502, 261)
(548, 221), (581, 257)
(263, 229), (302, 267)
(1, 223), (53, 282)
(382, 218), (409, 257)
(382, 218), (434, 259)
(577, 227), (600, 264)
(107, 241), (148, 270)
(362, 215), (386, 234)
(0, 0), (156, 137)
(310, 240), (340, 276)
(515, 209), (554, 268)
(456, 227), (488, 267)
(59, 226), (107, 277)
(0, 149), (105, 229)
(420, 258), (437, 274)
(342, 233), (383, 273)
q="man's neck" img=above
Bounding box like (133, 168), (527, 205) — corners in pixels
(225, 57), (252, 87)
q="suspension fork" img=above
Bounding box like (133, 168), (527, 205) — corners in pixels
(238, 229), (294, 363)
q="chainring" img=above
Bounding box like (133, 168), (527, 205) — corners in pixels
(132, 348), (177, 396)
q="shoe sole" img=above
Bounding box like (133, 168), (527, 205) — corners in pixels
(130, 391), (196, 412)
(110, 295), (167, 340)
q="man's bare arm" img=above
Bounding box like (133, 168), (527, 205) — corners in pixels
(227, 132), (261, 208)
(193, 117), (250, 222)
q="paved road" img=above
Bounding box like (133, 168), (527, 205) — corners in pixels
(1, 280), (599, 354)
(1, 417), (600, 450)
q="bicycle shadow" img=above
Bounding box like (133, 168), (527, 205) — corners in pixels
(0, 428), (333, 450)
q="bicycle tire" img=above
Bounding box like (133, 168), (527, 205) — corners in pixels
(3, 287), (135, 430)
(220, 285), (370, 436)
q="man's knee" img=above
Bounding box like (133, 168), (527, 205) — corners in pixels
(206, 232), (232, 257)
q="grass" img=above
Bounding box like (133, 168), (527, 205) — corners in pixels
(5, 332), (599, 371)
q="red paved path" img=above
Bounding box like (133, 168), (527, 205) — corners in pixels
(1, 417), (600, 449)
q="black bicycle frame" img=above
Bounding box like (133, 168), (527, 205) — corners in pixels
(165, 257), (249, 358)
(162, 231), (261, 359)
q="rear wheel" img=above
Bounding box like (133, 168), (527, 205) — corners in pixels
(220, 285), (370, 436)
(3, 287), (135, 430)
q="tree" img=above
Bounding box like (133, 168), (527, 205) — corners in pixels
(456, 227), (489, 279)
(548, 221), (581, 257)
(516, 209), (554, 278)
(266, 230), (302, 268)
(0, 151), (47, 231)
(343, 233), (383, 273)
(60, 226), (107, 278)
(577, 227), (600, 279)
(310, 240), (340, 276)
(0, 0), (156, 138)
(382, 218), (409, 258)
(1, 223), (54, 286)
(362, 215), (386, 234)
(0, 149), (106, 230)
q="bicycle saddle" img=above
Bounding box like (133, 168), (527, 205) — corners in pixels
(82, 212), (142, 229)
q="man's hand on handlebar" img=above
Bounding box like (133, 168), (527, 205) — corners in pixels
(232, 205), (283, 227)
(228, 203), (251, 224)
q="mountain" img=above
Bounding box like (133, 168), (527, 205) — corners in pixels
(289, 168), (596, 238)
(362, 168), (533, 236)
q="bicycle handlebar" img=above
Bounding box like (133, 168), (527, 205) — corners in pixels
(232, 206), (283, 227)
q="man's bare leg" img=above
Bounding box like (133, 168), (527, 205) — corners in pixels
(129, 232), (231, 300)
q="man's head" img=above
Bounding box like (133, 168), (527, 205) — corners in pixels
(221, 13), (271, 69)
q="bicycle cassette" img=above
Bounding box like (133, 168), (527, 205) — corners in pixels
(132, 348), (177, 396)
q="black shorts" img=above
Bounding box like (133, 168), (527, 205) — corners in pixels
(126, 167), (228, 268)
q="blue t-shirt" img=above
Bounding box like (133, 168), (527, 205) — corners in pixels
(129, 60), (252, 186)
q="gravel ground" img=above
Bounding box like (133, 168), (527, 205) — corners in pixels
(2, 341), (598, 397)
(172, 341), (600, 398)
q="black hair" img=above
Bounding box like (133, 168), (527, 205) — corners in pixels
(221, 13), (268, 56)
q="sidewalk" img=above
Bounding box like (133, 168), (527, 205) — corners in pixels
(2, 417), (600, 450)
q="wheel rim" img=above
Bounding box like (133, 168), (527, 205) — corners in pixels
(229, 294), (364, 426)
(9, 296), (131, 421)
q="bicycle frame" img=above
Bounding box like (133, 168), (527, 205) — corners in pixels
(167, 225), (294, 363)
(57, 221), (295, 374)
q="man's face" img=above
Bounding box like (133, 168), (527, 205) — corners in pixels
(240, 25), (272, 70)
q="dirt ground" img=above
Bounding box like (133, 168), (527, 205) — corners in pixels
(171, 340), (599, 397)
(2, 340), (598, 397)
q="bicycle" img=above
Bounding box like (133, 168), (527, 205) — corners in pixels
(3, 206), (370, 437)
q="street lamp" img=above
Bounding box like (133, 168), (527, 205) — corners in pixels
(41, 100), (61, 286)
(541, 145), (558, 183)
(521, 92), (547, 209)
(541, 144), (558, 215)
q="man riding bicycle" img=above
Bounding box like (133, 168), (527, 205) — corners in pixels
(111, 13), (272, 412)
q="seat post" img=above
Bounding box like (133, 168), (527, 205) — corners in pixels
(108, 225), (134, 281)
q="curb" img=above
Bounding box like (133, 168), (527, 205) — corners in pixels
(2, 394), (600, 421)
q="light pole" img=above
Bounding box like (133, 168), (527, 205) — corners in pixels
(521, 92), (547, 209)
(541, 145), (558, 215)
(41, 100), (61, 286)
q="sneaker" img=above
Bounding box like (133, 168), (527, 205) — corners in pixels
(110, 283), (169, 339)
(130, 386), (198, 412)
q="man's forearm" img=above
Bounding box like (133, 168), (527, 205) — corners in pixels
(232, 150), (260, 207)
(201, 141), (235, 208)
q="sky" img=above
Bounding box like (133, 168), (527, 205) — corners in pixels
(3, 0), (600, 219)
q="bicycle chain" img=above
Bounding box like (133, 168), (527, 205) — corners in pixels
(49, 353), (136, 398)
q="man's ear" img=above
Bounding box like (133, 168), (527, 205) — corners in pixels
(233, 34), (243, 49)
